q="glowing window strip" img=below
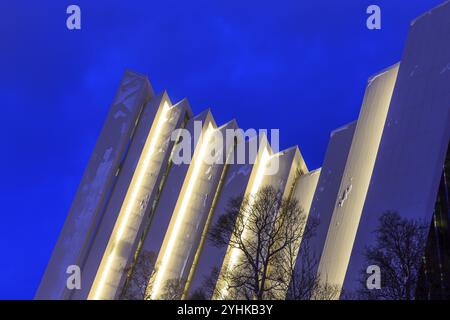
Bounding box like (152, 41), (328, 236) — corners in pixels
(150, 123), (215, 299)
(220, 146), (271, 298)
(90, 100), (171, 300)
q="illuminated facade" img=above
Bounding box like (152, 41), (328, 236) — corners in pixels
(292, 121), (356, 299)
(338, 2), (450, 297)
(214, 143), (309, 299)
(36, 71), (155, 300)
(185, 137), (260, 298)
(37, 1), (449, 300)
(148, 118), (236, 299)
(317, 64), (399, 294)
(306, 2), (450, 298)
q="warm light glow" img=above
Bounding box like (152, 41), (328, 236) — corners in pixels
(228, 147), (270, 268)
(89, 100), (171, 300)
(150, 123), (215, 299)
(220, 146), (271, 298)
(316, 64), (399, 297)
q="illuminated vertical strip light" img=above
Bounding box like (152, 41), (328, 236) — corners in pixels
(220, 146), (271, 298)
(90, 101), (171, 300)
(150, 123), (215, 299)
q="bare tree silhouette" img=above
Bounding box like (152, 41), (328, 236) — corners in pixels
(286, 233), (340, 300)
(207, 185), (312, 300)
(120, 250), (156, 300)
(358, 211), (428, 300)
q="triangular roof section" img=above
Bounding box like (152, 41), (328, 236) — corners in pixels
(172, 97), (193, 119)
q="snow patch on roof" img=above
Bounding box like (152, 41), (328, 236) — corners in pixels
(330, 121), (357, 138)
(411, 0), (450, 26)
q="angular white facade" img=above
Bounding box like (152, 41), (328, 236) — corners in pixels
(36, 71), (154, 300)
(36, 1), (450, 300)
(342, 2), (450, 295)
(294, 122), (356, 295)
(148, 119), (236, 299)
(315, 1), (450, 298)
(185, 137), (259, 299)
(87, 95), (191, 300)
(317, 65), (399, 294)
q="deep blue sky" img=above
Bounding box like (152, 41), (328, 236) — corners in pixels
(0, 0), (443, 299)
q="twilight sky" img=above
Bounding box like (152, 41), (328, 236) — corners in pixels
(0, 0), (443, 299)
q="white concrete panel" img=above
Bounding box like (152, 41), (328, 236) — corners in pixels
(35, 71), (153, 300)
(317, 65), (399, 295)
(343, 2), (450, 295)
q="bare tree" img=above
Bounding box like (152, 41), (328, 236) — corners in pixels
(358, 211), (428, 300)
(285, 242), (318, 300)
(120, 250), (185, 300)
(311, 281), (341, 300)
(187, 267), (221, 300)
(120, 250), (156, 300)
(286, 222), (340, 300)
(158, 278), (186, 300)
(207, 185), (309, 300)
(188, 288), (208, 300)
